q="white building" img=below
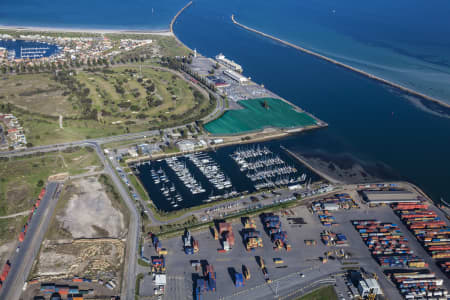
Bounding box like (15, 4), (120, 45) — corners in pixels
(322, 203), (339, 211)
(358, 278), (382, 297)
(128, 148), (138, 157)
(153, 274), (166, 286)
(223, 69), (248, 84)
(177, 140), (195, 152)
(215, 53), (243, 72)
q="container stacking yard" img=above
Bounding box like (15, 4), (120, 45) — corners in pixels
(353, 218), (449, 298)
(392, 202), (450, 278)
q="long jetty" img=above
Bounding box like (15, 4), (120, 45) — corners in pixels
(231, 14), (450, 110)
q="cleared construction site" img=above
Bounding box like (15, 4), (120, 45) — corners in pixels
(23, 176), (128, 299)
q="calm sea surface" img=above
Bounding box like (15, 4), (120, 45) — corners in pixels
(2, 0), (450, 201)
(173, 0), (450, 203)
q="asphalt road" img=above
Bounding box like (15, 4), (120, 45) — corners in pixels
(0, 182), (59, 300)
(89, 142), (140, 300)
(0, 72), (226, 299)
(0, 142), (140, 300)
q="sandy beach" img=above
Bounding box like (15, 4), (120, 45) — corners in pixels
(0, 24), (173, 36)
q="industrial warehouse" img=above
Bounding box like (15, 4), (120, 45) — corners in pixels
(361, 190), (421, 205)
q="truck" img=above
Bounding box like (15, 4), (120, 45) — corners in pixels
(234, 272), (244, 287)
(257, 256), (265, 269)
(243, 265), (250, 280)
(273, 258), (284, 264)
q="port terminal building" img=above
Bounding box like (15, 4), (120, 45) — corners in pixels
(361, 190), (420, 205)
(223, 69), (248, 84)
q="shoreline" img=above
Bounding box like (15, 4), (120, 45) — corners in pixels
(280, 146), (343, 185)
(231, 15), (450, 110)
(0, 25), (173, 36)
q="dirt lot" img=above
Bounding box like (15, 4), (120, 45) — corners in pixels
(56, 177), (125, 239)
(30, 176), (127, 293)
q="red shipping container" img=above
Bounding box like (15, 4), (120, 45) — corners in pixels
(38, 188), (46, 200)
(0, 262), (11, 282)
(19, 232), (25, 242)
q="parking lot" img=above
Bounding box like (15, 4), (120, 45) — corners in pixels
(190, 56), (281, 103)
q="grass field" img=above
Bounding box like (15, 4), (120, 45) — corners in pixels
(297, 286), (338, 300)
(0, 73), (74, 116)
(204, 98), (317, 135)
(0, 215), (28, 244)
(1, 65), (214, 146)
(0, 147), (101, 216)
(112, 35), (191, 60)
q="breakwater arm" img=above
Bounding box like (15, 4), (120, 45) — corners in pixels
(231, 15), (450, 109)
(170, 1), (193, 33)
(280, 146), (343, 184)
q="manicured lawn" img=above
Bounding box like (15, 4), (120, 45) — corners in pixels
(297, 286), (338, 300)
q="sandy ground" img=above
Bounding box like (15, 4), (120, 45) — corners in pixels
(304, 157), (384, 184)
(0, 25), (173, 36)
(57, 177), (125, 238)
(30, 176), (127, 284)
(0, 241), (15, 267)
(36, 239), (124, 280)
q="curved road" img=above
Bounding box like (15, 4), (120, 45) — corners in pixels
(0, 62), (225, 300)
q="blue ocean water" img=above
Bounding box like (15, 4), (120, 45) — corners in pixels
(1, 0), (450, 202)
(0, 0), (188, 30)
(232, 0), (450, 105)
(173, 0), (450, 202)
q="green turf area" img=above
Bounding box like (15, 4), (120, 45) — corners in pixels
(296, 286), (338, 300)
(204, 98), (316, 135)
(0, 147), (101, 216)
(0, 65), (214, 146)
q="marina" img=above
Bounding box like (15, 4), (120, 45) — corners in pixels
(0, 39), (60, 60)
(133, 143), (321, 212)
(231, 145), (307, 190)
